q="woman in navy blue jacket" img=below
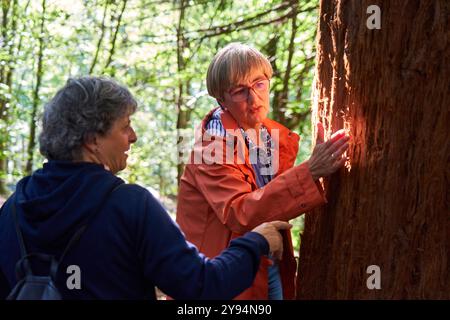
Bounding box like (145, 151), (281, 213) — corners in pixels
(0, 77), (290, 300)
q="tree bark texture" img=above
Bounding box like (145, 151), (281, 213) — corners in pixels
(297, 0), (448, 299)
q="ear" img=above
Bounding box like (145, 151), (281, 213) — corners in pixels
(83, 133), (99, 154)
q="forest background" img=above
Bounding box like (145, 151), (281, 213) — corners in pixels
(0, 0), (319, 253)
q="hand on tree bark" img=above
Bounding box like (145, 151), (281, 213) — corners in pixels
(252, 221), (292, 260)
(307, 122), (350, 181)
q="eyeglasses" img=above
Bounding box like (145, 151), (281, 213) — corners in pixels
(227, 79), (270, 102)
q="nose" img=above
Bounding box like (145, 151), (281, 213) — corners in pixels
(247, 87), (258, 104)
(129, 126), (138, 143)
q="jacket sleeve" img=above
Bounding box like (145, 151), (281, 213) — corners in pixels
(135, 191), (269, 300)
(193, 161), (326, 234)
(0, 269), (9, 299)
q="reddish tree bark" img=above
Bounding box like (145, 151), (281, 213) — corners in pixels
(297, 0), (448, 299)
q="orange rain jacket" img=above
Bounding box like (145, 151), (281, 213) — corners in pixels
(176, 107), (326, 299)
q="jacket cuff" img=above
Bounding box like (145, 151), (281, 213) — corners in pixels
(245, 232), (270, 256)
(287, 161), (327, 210)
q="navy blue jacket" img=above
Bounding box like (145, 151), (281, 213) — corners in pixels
(0, 161), (268, 299)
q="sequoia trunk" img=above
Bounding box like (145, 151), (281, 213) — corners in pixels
(297, 0), (448, 299)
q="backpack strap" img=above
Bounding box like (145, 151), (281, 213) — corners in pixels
(11, 201), (27, 258)
(49, 183), (124, 279)
(49, 226), (86, 280)
(11, 201), (33, 277)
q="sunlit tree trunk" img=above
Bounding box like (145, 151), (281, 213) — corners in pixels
(297, 0), (449, 299)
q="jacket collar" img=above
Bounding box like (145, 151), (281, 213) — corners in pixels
(199, 106), (301, 176)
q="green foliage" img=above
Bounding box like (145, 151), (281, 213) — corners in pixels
(1, 0), (319, 251)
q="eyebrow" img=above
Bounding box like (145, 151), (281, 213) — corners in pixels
(233, 77), (266, 88)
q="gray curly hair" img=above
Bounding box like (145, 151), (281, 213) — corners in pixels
(39, 76), (137, 161)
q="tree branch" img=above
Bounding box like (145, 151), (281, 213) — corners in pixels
(186, 1), (292, 37)
(89, 0), (109, 74)
(190, 2), (316, 41)
(103, 0), (127, 73)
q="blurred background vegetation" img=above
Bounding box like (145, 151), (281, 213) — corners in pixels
(0, 0), (318, 253)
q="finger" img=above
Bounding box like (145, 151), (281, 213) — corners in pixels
(270, 221), (293, 230)
(328, 138), (349, 155)
(269, 233), (282, 258)
(324, 133), (349, 151)
(329, 129), (347, 144)
(333, 156), (347, 169)
(273, 249), (283, 261)
(316, 122), (324, 144)
(333, 142), (349, 160)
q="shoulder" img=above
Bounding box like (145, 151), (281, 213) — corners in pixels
(114, 183), (149, 197)
(108, 183), (165, 216)
(107, 183), (171, 231)
(205, 108), (226, 137)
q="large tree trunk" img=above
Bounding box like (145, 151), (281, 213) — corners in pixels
(297, 0), (448, 299)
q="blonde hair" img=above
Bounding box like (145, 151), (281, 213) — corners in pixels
(206, 43), (273, 100)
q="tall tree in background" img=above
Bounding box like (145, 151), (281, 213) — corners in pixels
(103, 0), (127, 76)
(0, 0), (320, 200)
(89, 0), (111, 74)
(25, 0), (46, 175)
(297, 0), (448, 299)
(0, 0), (17, 194)
(0, 0), (30, 192)
(175, 0), (191, 184)
(270, 0), (316, 130)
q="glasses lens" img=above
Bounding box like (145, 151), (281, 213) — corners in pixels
(229, 79), (269, 102)
(254, 80), (269, 91)
(230, 88), (248, 102)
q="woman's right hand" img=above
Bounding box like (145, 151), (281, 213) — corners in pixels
(252, 221), (292, 260)
(307, 122), (350, 181)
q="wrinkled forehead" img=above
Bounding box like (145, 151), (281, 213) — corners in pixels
(227, 65), (269, 89)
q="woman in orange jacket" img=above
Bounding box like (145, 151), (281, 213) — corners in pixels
(176, 43), (350, 300)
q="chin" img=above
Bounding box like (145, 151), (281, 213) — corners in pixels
(255, 114), (267, 124)
(258, 108), (268, 119)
